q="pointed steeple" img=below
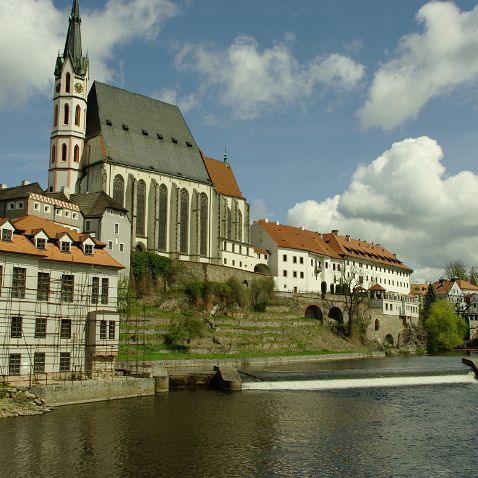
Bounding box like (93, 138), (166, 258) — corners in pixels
(56, 0), (88, 77)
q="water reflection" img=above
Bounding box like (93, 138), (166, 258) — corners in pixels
(0, 356), (477, 477)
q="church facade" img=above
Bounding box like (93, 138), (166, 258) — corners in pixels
(49, 1), (263, 273)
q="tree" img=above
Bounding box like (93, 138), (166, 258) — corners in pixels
(424, 301), (467, 352)
(469, 267), (478, 286)
(444, 260), (468, 281)
(423, 284), (437, 320)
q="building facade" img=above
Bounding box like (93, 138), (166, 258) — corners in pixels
(0, 216), (123, 382)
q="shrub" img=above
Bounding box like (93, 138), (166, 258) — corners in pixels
(184, 280), (205, 306)
(132, 252), (175, 286)
(425, 301), (467, 352)
(164, 315), (207, 348)
(251, 277), (275, 312)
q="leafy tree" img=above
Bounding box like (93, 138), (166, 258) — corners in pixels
(469, 266), (478, 286)
(250, 277), (275, 312)
(444, 260), (468, 281)
(424, 301), (467, 352)
(423, 284), (437, 320)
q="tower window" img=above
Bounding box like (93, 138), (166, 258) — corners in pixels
(64, 104), (69, 125)
(54, 105), (58, 127)
(74, 145), (79, 163)
(65, 73), (71, 93)
(75, 105), (81, 126)
(51, 145), (56, 163)
(62, 143), (67, 162)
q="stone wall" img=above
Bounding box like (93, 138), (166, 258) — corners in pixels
(175, 260), (265, 285)
(31, 377), (155, 406)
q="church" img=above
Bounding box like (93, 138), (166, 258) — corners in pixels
(49, 0), (260, 273)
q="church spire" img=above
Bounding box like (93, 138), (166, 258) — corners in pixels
(56, 0), (88, 77)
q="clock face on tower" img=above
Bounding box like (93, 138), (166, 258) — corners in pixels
(74, 83), (84, 93)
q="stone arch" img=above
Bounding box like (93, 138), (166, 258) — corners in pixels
(135, 242), (146, 252)
(328, 307), (343, 324)
(384, 334), (394, 346)
(254, 264), (270, 274)
(305, 305), (323, 321)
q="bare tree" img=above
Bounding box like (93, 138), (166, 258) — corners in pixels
(445, 260), (468, 281)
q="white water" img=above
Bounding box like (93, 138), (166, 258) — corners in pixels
(242, 373), (477, 391)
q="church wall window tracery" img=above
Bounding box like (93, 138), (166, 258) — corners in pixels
(113, 175), (125, 207)
(200, 193), (208, 256)
(180, 189), (189, 254)
(158, 184), (168, 251)
(136, 180), (146, 237)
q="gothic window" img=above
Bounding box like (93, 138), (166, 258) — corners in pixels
(62, 143), (67, 162)
(113, 175), (125, 207)
(237, 209), (243, 242)
(75, 105), (81, 126)
(136, 180), (146, 236)
(226, 206), (232, 239)
(74, 145), (79, 163)
(65, 73), (71, 93)
(64, 104), (69, 125)
(158, 184), (168, 251)
(179, 189), (189, 254)
(51, 145), (56, 163)
(200, 193), (208, 256)
(54, 105), (58, 127)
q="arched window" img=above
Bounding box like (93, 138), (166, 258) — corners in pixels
(61, 143), (67, 162)
(136, 180), (146, 236)
(113, 175), (125, 207)
(226, 206), (232, 239)
(65, 73), (71, 93)
(64, 104), (69, 125)
(179, 189), (189, 254)
(237, 209), (243, 242)
(75, 105), (81, 126)
(200, 193), (208, 256)
(51, 145), (56, 163)
(74, 145), (79, 163)
(54, 105), (58, 127)
(158, 184), (168, 251)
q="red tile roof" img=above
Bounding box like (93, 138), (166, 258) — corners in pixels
(202, 155), (244, 199)
(255, 220), (341, 258)
(323, 232), (412, 272)
(433, 279), (478, 295)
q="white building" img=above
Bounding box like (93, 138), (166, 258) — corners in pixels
(0, 215), (123, 382)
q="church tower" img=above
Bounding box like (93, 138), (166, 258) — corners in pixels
(48, 0), (89, 194)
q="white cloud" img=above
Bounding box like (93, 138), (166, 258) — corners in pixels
(251, 198), (272, 221)
(0, 0), (178, 108)
(358, 1), (478, 130)
(152, 87), (198, 112)
(287, 136), (478, 282)
(176, 36), (364, 120)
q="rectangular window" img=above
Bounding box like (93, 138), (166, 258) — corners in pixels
(114, 223), (119, 234)
(11, 316), (22, 338)
(12, 267), (26, 299)
(60, 319), (71, 339)
(119, 243), (124, 253)
(92, 277), (99, 304)
(9, 354), (21, 376)
(300, 272), (304, 279)
(37, 272), (50, 301)
(36, 238), (46, 250)
(34, 353), (45, 373)
(101, 278), (109, 305)
(293, 271), (297, 278)
(60, 241), (70, 253)
(35, 317), (47, 338)
(283, 270), (287, 277)
(108, 241), (113, 250)
(1, 229), (12, 241)
(59, 352), (70, 372)
(84, 244), (93, 255)
(109, 321), (116, 339)
(293, 256), (297, 264)
(283, 254), (287, 262)
(300, 257), (304, 264)
(61, 274), (74, 302)
(100, 320), (107, 339)
(85, 220), (91, 231)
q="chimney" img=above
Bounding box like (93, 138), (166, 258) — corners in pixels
(264, 218), (269, 223)
(21, 180), (30, 186)
(345, 235), (350, 242)
(332, 229), (339, 236)
(276, 221), (279, 225)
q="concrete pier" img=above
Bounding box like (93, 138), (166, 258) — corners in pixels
(154, 369), (169, 393)
(213, 366), (242, 391)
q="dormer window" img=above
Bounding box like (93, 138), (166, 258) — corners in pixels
(1, 229), (12, 242)
(61, 241), (70, 253)
(36, 238), (46, 250)
(84, 244), (93, 255)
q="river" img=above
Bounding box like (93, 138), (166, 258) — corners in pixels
(1, 355), (477, 477)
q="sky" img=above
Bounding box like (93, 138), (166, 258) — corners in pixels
(1, 0), (478, 282)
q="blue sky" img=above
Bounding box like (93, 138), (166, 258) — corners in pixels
(1, 0), (478, 281)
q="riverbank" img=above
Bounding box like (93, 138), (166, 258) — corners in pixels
(0, 388), (54, 419)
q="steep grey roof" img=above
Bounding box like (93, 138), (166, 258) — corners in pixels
(70, 191), (127, 218)
(85, 82), (212, 184)
(0, 183), (43, 201)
